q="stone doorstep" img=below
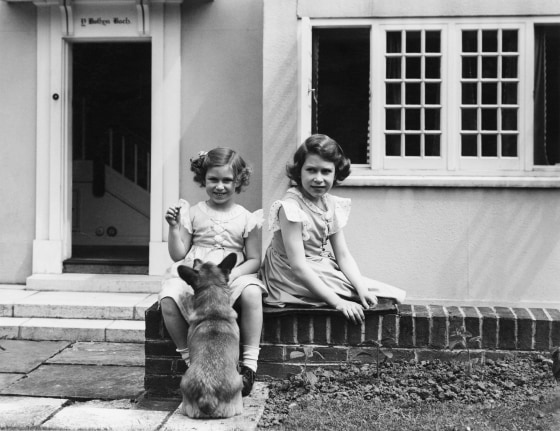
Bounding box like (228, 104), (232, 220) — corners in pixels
(26, 273), (163, 293)
(1, 289), (158, 321)
(0, 317), (145, 343)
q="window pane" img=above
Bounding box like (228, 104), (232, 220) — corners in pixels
(405, 83), (421, 104)
(481, 109), (497, 130)
(387, 58), (401, 79)
(425, 109), (440, 130)
(405, 134), (421, 156)
(425, 135), (440, 156)
(387, 31), (401, 53)
(312, 28), (371, 164)
(502, 135), (517, 157)
(462, 109), (477, 130)
(502, 30), (518, 52)
(481, 83), (497, 104)
(406, 31), (421, 53)
(386, 83), (401, 104)
(386, 134), (401, 156)
(426, 31), (440, 53)
(425, 57), (440, 79)
(406, 57), (421, 79)
(462, 31), (477, 52)
(462, 83), (477, 105)
(425, 83), (440, 105)
(386, 109), (401, 130)
(482, 30), (498, 52)
(462, 57), (478, 78)
(502, 109), (517, 131)
(481, 134), (498, 157)
(502, 83), (517, 104)
(482, 57), (498, 78)
(405, 109), (421, 130)
(502, 56), (518, 78)
(461, 135), (477, 156)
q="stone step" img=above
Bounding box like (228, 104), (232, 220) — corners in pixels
(1, 289), (157, 320)
(0, 287), (159, 343)
(0, 316), (145, 343)
(26, 273), (163, 293)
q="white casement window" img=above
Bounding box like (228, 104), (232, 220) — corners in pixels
(301, 18), (560, 184)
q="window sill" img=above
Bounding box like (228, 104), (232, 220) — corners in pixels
(342, 174), (560, 188)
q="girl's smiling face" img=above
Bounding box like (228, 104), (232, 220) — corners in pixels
(299, 154), (335, 204)
(205, 165), (238, 209)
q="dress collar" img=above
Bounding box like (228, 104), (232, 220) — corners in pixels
(287, 187), (330, 215)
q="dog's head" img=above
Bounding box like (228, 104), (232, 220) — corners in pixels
(177, 253), (237, 293)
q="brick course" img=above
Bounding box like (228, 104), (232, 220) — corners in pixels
(144, 301), (560, 398)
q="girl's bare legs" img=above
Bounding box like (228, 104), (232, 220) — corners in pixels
(160, 297), (190, 363)
(237, 284), (263, 396)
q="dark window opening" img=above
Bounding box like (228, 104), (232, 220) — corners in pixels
(534, 25), (560, 165)
(312, 28), (370, 164)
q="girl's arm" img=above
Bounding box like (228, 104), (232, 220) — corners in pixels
(166, 206), (192, 262)
(230, 228), (261, 281)
(278, 207), (366, 324)
(330, 229), (378, 308)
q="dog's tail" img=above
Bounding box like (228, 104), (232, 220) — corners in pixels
(198, 394), (218, 416)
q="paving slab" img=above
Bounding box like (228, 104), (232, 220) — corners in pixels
(47, 342), (144, 366)
(161, 382), (269, 431)
(42, 405), (170, 431)
(0, 340), (70, 373)
(0, 396), (68, 428)
(0, 373), (24, 390)
(0, 364), (144, 399)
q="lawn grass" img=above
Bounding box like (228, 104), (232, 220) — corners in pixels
(277, 389), (560, 430)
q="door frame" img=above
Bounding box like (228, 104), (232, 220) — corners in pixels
(32, 0), (182, 275)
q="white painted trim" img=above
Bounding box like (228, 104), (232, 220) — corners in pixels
(31, 1), (182, 276)
(298, 17), (312, 146)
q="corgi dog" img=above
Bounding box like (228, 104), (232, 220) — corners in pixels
(176, 253), (243, 418)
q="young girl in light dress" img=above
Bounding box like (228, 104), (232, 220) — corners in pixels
(159, 147), (266, 396)
(260, 134), (406, 324)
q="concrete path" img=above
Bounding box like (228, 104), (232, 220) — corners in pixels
(0, 340), (268, 430)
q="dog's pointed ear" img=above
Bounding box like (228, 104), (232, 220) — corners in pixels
(177, 265), (199, 287)
(192, 259), (203, 270)
(218, 253), (237, 275)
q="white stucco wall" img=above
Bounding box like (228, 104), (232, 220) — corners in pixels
(0, 3), (37, 283)
(180, 0), (263, 214)
(263, 0), (560, 307)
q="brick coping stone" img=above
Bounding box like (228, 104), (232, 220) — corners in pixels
(144, 302), (560, 398)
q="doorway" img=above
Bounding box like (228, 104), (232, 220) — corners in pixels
(67, 42), (151, 274)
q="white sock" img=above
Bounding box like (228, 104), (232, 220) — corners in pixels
(242, 345), (260, 372)
(176, 347), (190, 366)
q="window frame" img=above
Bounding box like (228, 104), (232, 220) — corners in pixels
(300, 17), (560, 187)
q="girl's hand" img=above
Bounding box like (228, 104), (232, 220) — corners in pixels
(335, 299), (365, 325)
(165, 206), (181, 227)
(359, 291), (378, 309)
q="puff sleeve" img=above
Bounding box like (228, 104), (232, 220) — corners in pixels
(268, 199), (312, 241)
(330, 195), (351, 234)
(243, 209), (264, 238)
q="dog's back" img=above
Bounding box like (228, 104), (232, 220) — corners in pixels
(177, 254), (243, 418)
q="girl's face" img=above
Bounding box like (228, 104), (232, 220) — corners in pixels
(299, 153), (335, 203)
(204, 165), (238, 209)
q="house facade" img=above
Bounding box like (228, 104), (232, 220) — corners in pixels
(1, 0), (559, 308)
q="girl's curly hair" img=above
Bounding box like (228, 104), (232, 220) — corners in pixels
(286, 134), (351, 187)
(190, 147), (252, 193)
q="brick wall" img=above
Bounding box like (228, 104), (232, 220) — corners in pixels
(144, 302), (560, 398)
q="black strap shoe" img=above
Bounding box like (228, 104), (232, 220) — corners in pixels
(240, 365), (256, 397)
